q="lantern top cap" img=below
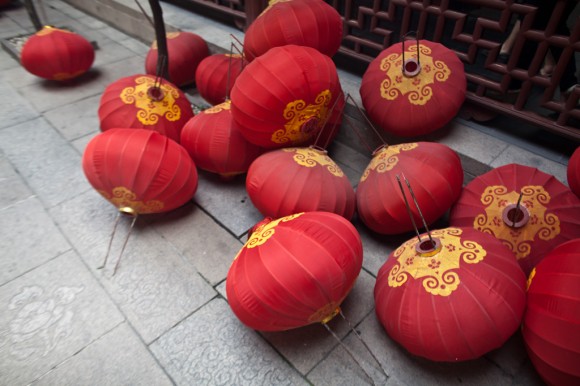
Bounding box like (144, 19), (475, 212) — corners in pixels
(119, 206), (137, 216)
(414, 237), (442, 257)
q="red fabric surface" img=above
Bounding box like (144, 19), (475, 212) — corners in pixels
(82, 128), (198, 214)
(568, 147), (580, 198)
(195, 53), (246, 105)
(20, 26), (94, 80)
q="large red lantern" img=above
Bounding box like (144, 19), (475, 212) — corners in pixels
(230, 45), (344, 149)
(568, 146), (580, 198)
(356, 142), (463, 235)
(82, 128), (198, 215)
(145, 31), (209, 87)
(195, 53), (246, 106)
(20, 26), (95, 81)
(449, 163), (580, 275)
(246, 146), (355, 219)
(523, 238), (580, 386)
(374, 227), (526, 362)
(360, 39), (466, 137)
(98, 74), (194, 143)
(226, 211), (363, 331)
(243, 0), (343, 61)
(180, 100), (264, 177)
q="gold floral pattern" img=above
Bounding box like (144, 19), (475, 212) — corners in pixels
(245, 213), (304, 250)
(360, 143), (418, 181)
(98, 187), (164, 214)
(204, 100), (231, 114)
(120, 76), (182, 126)
(283, 147), (344, 177)
(259, 0), (292, 17)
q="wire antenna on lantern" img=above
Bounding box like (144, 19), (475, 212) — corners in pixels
(513, 191), (524, 228)
(340, 93), (388, 155)
(311, 89), (345, 150)
(397, 173), (437, 249)
(229, 33), (257, 62)
(98, 209), (138, 276)
(134, 0), (155, 27)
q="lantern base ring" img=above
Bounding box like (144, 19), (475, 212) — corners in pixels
(320, 307), (340, 324)
(415, 237), (442, 257)
(403, 58), (421, 77)
(119, 206), (137, 217)
(147, 86), (165, 101)
(502, 204), (530, 228)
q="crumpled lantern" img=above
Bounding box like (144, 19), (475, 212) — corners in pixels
(195, 53), (246, 106)
(180, 100), (264, 177)
(523, 238), (580, 386)
(98, 74), (194, 143)
(374, 227), (526, 362)
(145, 31), (209, 87)
(20, 26), (95, 80)
(449, 163), (580, 275)
(246, 146), (355, 219)
(568, 147), (580, 198)
(360, 39), (466, 137)
(230, 44), (344, 149)
(226, 211), (363, 331)
(356, 142), (463, 235)
(243, 0), (343, 61)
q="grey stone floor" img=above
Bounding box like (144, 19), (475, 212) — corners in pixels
(0, 0), (572, 384)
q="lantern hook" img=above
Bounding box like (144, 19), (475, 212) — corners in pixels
(401, 31), (421, 77)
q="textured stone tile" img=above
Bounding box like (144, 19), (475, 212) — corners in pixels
(2, 61), (44, 89)
(97, 56), (147, 87)
(0, 79), (40, 129)
(0, 153), (33, 208)
(147, 202), (243, 286)
(485, 330), (529, 377)
(0, 48), (20, 71)
(513, 359), (545, 386)
(118, 37), (150, 57)
(43, 94), (102, 141)
(0, 251), (124, 385)
(91, 36), (139, 68)
(71, 132), (98, 155)
(0, 118), (90, 208)
(33, 323), (172, 386)
(0, 196), (70, 285)
(150, 298), (308, 386)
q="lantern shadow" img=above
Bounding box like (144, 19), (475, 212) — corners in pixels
(143, 200), (198, 227)
(37, 68), (102, 89)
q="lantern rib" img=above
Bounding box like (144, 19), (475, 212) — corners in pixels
(429, 289), (455, 360)
(126, 130), (155, 198)
(445, 291), (477, 360)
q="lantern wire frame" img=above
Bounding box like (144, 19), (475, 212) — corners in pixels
(225, 40), (246, 101)
(98, 209), (139, 276)
(342, 93), (387, 154)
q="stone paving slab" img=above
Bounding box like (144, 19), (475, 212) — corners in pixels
(0, 250), (124, 386)
(43, 94), (102, 141)
(0, 153), (34, 209)
(0, 77), (40, 129)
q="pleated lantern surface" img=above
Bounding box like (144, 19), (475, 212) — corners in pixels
(356, 142), (463, 235)
(180, 100), (264, 177)
(98, 74), (194, 143)
(230, 44), (344, 149)
(20, 26), (94, 81)
(374, 227), (527, 362)
(523, 238), (580, 386)
(82, 128), (198, 215)
(195, 53), (245, 105)
(568, 146), (580, 198)
(360, 39), (466, 137)
(246, 146), (355, 219)
(449, 163), (580, 275)
(243, 0), (342, 61)
(226, 211), (363, 331)
(145, 31), (209, 87)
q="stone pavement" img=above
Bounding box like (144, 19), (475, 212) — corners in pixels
(0, 0), (573, 385)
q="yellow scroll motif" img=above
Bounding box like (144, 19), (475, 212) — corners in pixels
(37, 26), (70, 36)
(272, 90), (332, 145)
(388, 228), (486, 296)
(379, 44), (450, 106)
(360, 143), (418, 181)
(259, 0), (292, 17)
(474, 185), (560, 260)
(204, 100), (231, 114)
(120, 76), (181, 126)
(283, 147), (344, 177)
(526, 267), (536, 291)
(245, 213), (304, 249)
(151, 32), (181, 49)
(98, 187), (164, 214)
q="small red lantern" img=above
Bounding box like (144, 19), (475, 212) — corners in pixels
(523, 238), (580, 386)
(82, 128), (198, 215)
(145, 31), (209, 87)
(195, 53), (246, 106)
(20, 26), (95, 81)
(180, 100), (264, 177)
(356, 142), (463, 235)
(568, 146), (580, 198)
(246, 146), (355, 219)
(360, 39), (466, 137)
(243, 0), (342, 61)
(230, 45), (344, 149)
(226, 211), (363, 331)
(374, 227), (526, 362)
(98, 74), (194, 143)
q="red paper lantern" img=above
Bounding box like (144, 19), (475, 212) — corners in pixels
(98, 74), (194, 143)
(360, 39), (466, 137)
(82, 128), (198, 214)
(195, 53), (246, 105)
(246, 146), (355, 219)
(356, 142), (463, 235)
(180, 100), (264, 177)
(226, 211), (363, 331)
(243, 0), (342, 61)
(568, 146), (580, 198)
(449, 163), (580, 275)
(230, 45), (344, 149)
(374, 227), (526, 362)
(20, 26), (94, 81)
(145, 31), (209, 87)
(523, 238), (580, 386)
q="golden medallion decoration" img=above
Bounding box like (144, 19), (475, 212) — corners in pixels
(245, 213), (304, 249)
(272, 90), (332, 144)
(260, 0), (292, 17)
(387, 228), (486, 296)
(379, 44), (451, 106)
(360, 143), (418, 181)
(151, 32), (181, 49)
(474, 185), (560, 259)
(283, 147), (344, 177)
(98, 187), (164, 214)
(204, 100), (231, 114)
(120, 76), (181, 126)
